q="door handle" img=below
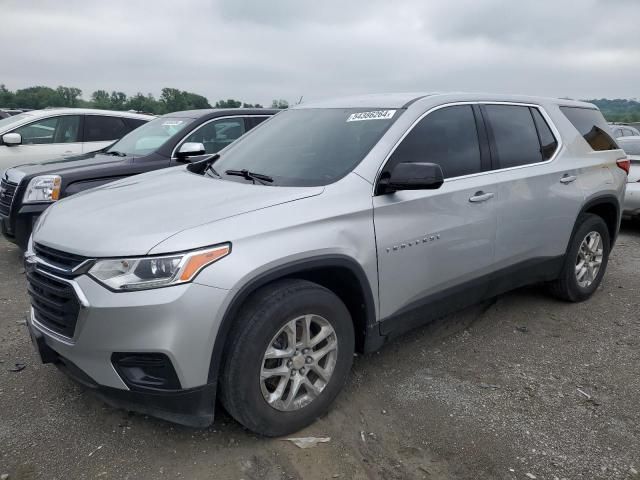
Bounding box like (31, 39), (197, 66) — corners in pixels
(560, 174), (577, 184)
(469, 191), (494, 203)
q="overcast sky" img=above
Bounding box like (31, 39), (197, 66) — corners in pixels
(3, 0), (639, 105)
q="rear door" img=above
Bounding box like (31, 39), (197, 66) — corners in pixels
(373, 104), (497, 323)
(4, 114), (82, 164)
(82, 115), (131, 153)
(484, 103), (584, 272)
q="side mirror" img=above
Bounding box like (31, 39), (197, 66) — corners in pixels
(177, 142), (206, 158)
(2, 132), (22, 146)
(379, 162), (444, 193)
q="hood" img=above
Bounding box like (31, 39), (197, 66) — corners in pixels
(33, 167), (323, 256)
(10, 151), (132, 178)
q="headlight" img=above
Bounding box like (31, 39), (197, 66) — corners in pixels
(23, 175), (61, 203)
(88, 243), (231, 291)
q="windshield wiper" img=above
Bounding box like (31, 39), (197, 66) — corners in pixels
(225, 169), (274, 184)
(106, 150), (127, 157)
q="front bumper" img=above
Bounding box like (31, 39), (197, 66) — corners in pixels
(27, 269), (232, 427)
(623, 182), (640, 218)
(28, 321), (216, 426)
(1, 203), (47, 250)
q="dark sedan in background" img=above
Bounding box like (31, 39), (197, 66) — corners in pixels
(0, 108), (277, 249)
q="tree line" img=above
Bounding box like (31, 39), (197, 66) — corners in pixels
(2, 84), (639, 122)
(0, 84), (289, 114)
(587, 99), (640, 123)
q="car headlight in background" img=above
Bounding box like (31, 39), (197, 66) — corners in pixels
(88, 243), (231, 291)
(23, 175), (61, 203)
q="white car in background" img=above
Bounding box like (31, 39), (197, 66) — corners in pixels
(0, 109), (154, 172)
(618, 136), (640, 221)
(610, 123), (640, 138)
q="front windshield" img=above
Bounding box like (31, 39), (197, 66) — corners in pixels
(0, 113), (32, 131)
(212, 108), (400, 186)
(107, 116), (193, 156)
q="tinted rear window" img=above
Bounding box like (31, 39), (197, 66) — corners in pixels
(484, 105), (543, 168)
(85, 116), (129, 142)
(560, 107), (618, 151)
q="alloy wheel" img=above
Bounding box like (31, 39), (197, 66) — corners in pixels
(575, 231), (604, 288)
(260, 314), (338, 411)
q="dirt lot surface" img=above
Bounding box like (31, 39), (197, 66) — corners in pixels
(1, 226), (639, 480)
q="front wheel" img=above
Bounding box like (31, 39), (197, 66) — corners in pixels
(219, 279), (355, 436)
(549, 213), (611, 302)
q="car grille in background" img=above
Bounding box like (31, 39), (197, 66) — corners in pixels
(0, 179), (18, 216)
(27, 269), (80, 338)
(34, 243), (89, 272)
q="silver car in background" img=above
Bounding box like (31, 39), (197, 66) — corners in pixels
(617, 136), (640, 220)
(25, 93), (628, 436)
(610, 123), (640, 138)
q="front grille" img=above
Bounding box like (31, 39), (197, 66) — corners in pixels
(34, 243), (89, 272)
(27, 269), (80, 338)
(0, 179), (17, 216)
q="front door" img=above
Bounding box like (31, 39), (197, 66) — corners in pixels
(373, 104), (497, 326)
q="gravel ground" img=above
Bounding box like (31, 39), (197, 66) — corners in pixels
(1, 225), (639, 480)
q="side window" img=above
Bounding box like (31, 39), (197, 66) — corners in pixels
(125, 118), (148, 131)
(182, 117), (246, 154)
(248, 116), (269, 129)
(613, 128), (623, 138)
(84, 116), (129, 142)
(560, 107), (618, 151)
(388, 105), (481, 179)
(14, 115), (80, 144)
(530, 108), (558, 160)
(484, 105), (543, 168)
(623, 128), (635, 137)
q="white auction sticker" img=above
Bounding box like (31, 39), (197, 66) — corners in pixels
(346, 110), (396, 122)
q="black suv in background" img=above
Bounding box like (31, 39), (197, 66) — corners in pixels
(0, 108), (277, 249)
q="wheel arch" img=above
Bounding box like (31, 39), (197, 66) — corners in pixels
(577, 194), (621, 247)
(206, 255), (378, 384)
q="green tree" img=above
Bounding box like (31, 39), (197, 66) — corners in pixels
(184, 92), (211, 109)
(242, 102), (263, 108)
(214, 99), (242, 108)
(271, 99), (289, 109)
(56, 86), (82, 107)
(14, 86), (64, 109)
(109, 91), (128, 110)
(160, 88), (187, 113)
(126, 92), (159, 113)
(91, 90), (111, 109)
(587, 98), (640, 122)
(0, 84), (15, 107)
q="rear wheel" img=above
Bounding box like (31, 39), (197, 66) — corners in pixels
(219, 279), (355, 436)
(549, 214), (611, 302)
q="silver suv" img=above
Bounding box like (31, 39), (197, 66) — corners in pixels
(25, 93), (629, 436)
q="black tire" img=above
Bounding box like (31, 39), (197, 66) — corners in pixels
(549, 214), (611, 302)
(219, 279), (355, 437)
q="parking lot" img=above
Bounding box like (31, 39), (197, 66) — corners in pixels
(0, 225), (638, 480)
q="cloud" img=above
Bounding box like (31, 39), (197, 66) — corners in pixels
(1, 0), (639, 106)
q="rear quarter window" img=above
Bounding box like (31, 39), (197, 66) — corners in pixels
(560, 107), (618, 151)
(483, 105), (548, 168)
